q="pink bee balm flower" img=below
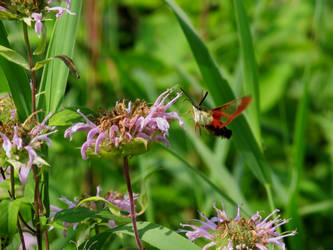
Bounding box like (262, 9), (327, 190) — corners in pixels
(65, 88), (183, 159)
(180, 203), (296, 250)
(0, 112), (57, 184)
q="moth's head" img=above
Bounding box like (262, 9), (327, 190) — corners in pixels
(180, 88), (208, 111)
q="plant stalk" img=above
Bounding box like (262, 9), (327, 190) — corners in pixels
(9, 166), (26, 250)
(123, 157), (143, 250)
(32, 167), (42, 250)
(23, 22), (36, 113)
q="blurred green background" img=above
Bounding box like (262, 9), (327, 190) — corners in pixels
(2, 0), (333, 249)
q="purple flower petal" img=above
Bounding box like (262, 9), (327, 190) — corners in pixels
(45, 6), (75, 18)
(25, 146), (38, 168)
(81, 140), (94, 160)
(64, 0), (71, 8)
(87, 127), (100, 141)
(30, 130), (57, 147)
(59, 197), (76, 208)
(0, 132), (12, 158)
(108, 220), (117, 228)
(10, 109), (16, 120)
(31, 13), (43, 38)
(155, 117), (170, 133)
(13, 126), (23, 150)
(164, 91), (182, 110)
(108, 125), (119, 141)
(95, 132), (107, 153)
(154, 135), (169, 147)
(20, 232), (37, 250)
(19, 164), (30, 184)
(164, 112), (184, 127)
(136, 132), (150, 140)
(64, 123), (94, 141)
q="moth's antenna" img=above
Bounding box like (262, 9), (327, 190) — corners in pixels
(180, 88), (199, 108)
(198, 91), (208, 106)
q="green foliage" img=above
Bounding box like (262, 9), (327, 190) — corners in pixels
(1, 0), (333, 249)
(0, 21), (31, 121)
(0, 45), (29, 70)
(38, 0), (82, 113)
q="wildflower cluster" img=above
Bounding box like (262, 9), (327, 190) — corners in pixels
(0, 97), (56, 184)
(50, 186), (138, 235)
(65, 88), (183, 158)
(0, 0), (74, 37)
(180, 204), (296, 250)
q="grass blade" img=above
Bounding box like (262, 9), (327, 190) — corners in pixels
(233, 0), (261, 143)
(38, 1), (82, 113)
(163, 0), (271, 187)
(286, 69), (310, 250)
(0, 21), (31, 121)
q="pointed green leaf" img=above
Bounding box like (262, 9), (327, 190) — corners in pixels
(38, 0), (82, 113)
(33, 55), (79, 79)
(77, 196), (122, 216)
(163, 0), (271, 186)
(54, 207), (95, 223)
(115, 222), (201, 250)
(0, 21), (31, 121)
(0, 45), (29, 70)
(233, 0), (261, 143)
(80, 221), (201, 250)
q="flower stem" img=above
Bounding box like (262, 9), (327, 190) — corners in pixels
(9, 166), (26, 250)
(123, 157), (143, 250)
(32, 166), (42, 250)
(23, 22), (36, 114)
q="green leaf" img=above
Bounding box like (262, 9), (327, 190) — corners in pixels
(80, 222), (201, 250)
(33, 55), (80, 79)
(94, 209), (131, 225)
(54, 207), (95, 223)
(163, 0), (271, 187)
(48, 108), (82, 126)
(0, 21), (31, 121)
(48, 107), (96, 126)
(8, 199), (21, 234)
(33, 25), (47, 56)
(38, 0), (82, 113)
(0, 65), (9, 92)
(286, 69), (310, 250)
(0, 199), (10, 235)
(114, 221), (201, 250)
(0, 45), (29, 70)
(77, 196), (122, 216)
(233, 0), (261, 143)
(0, 198), (28, 235)
(0, 9), (16, 20)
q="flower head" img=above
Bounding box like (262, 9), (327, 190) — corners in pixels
(0, 0), (75, 37)
(104, 190), (139, 213)
(180, 203), (296, 250)
(0, 97), (57, 184)
(65, 88), (183, 159)
(50, 186), (137, 235)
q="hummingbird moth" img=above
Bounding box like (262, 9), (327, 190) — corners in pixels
(181, 88), (252, 139)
